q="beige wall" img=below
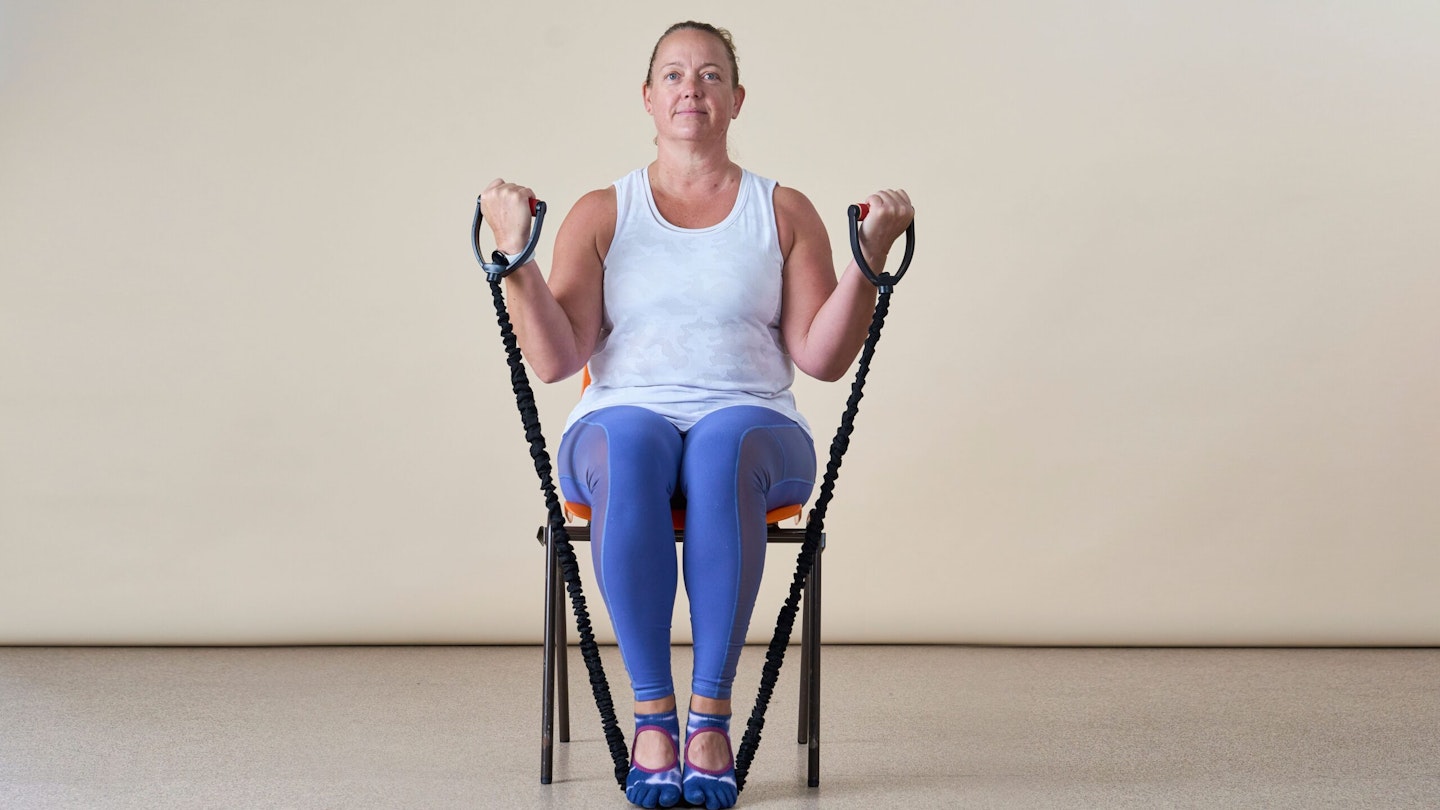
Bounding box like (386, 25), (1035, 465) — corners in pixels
(2, 1), (1437, 645)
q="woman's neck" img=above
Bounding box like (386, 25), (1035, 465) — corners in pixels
(650, 143), (738, 199)
(647, 147), (742, 229)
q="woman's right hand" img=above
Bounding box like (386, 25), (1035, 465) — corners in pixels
(480, 178), (537, 255)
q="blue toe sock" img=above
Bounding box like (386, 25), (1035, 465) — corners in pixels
(627, 710), (682, 809)
(683, 710), (737, 810)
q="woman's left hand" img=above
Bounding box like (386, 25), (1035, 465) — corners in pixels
(857, 188), (914, 264)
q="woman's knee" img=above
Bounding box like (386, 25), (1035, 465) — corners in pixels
(565, 406), (682, 495)
(683, 407), (816, 494)
(586, 407), (681, 458)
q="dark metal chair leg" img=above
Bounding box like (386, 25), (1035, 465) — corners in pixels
(555, 553), (570, 743)
(798, 558), (812, 745)
(541, 526), (558, 784)
(806, 536), (823, 788)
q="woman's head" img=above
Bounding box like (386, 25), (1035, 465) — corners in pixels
(645, 21), (739, 89)
(642, 21), (746, 146)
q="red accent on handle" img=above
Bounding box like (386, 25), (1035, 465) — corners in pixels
(856, 203), (870, 221)
(529, 198), (539, 216)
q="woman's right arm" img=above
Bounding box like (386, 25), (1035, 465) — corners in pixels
(481, 180), (613, 383)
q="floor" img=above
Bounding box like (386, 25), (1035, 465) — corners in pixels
(1, 645), (1437, 809)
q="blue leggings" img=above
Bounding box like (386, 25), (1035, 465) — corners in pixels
(558, 405), (816, 702)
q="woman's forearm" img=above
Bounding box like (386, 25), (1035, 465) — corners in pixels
(797, 256), (882, 382)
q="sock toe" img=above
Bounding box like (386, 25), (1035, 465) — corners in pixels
(625, 784), (653, 808)
(684, 782), (736, 810)
(627, 709), (682, 809)
(682, 710), (738, 809)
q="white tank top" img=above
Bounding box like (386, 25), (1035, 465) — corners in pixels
(563, 166), (811, 436)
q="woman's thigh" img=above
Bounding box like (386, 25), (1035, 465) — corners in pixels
(679, 406), (816, 511)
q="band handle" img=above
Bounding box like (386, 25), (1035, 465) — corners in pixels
(848, 203), (914, 294)
(472, 196), (546, 282)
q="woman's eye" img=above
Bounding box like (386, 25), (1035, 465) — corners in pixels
(666, 71), (680, 81)
(703, 72), (720, 81)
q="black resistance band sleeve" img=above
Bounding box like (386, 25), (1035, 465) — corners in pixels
(733, 290), (892, 791)
(488, 280), (630, 789)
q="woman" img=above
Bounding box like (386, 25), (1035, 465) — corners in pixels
(481, 21), (912, 810)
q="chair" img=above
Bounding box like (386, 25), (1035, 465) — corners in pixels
(537, 501), (825, 787)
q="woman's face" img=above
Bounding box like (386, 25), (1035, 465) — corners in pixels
(643, 29), (745, 146)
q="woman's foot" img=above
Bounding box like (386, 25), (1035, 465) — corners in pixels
(627, 709), (682, 808)
(682, 710), (737, 809)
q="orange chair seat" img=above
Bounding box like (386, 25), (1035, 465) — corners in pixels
(564, 501), (803, 531)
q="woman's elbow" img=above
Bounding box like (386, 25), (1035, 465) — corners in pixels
(540, 364), (587, 385)
(527, 356), (582, 385)
(794, 354), (851, 383)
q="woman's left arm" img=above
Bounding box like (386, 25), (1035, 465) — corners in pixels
(777, 186), (913, 381)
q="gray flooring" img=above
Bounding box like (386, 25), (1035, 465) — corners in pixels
(1, 645), (1437, 809)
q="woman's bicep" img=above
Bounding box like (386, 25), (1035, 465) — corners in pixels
(548, 188), (614, 368)
(776, 188), (838, 377)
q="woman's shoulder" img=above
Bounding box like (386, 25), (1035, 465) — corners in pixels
(771, 183), (815, 212)
(555, 186), (618, 261)
(573, 185), (618, 211)
(771, 183), (822, 231)
(565, 186), (618, 229)
(767, 181), (826, 260)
